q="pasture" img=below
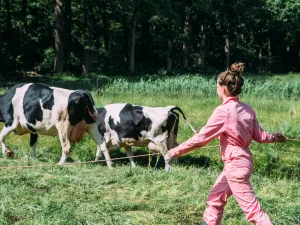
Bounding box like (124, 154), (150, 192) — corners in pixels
(0, 73), (300, 224)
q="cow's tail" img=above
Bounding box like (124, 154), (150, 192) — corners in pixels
(169, 106), (197, 134)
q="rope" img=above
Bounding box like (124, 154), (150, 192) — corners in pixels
(2, 136), (300, 170)
(184, 119), (197, 134)
(286, 137), (300, 143)
(0, 145), (221, 170)
(0, 153), (161, 170)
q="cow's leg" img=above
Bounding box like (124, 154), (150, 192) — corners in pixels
(169, 136), (179, 165)
(148, 142), (171, 170)
(166, 131), (179, 168)
(0, 125), (17, 157)
(56, 121), (72, 165)
(163, 152), (172, 171)
(30, 133), (38, 158)
(87, 124), (113, 168)
(57, 131), (71, 165)
(95, 141), (110, 163)
(124, 146), (136, 168)
(95, 145), (103, 160)
(151, 141), (172, 171)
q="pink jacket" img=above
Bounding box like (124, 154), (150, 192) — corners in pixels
(167, 97), (276, 162)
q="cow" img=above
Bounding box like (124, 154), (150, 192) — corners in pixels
(0, 83), (113, 167)
(96, 103), (196, 170)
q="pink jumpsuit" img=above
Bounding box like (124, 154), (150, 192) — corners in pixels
(167, 97), (275, 225)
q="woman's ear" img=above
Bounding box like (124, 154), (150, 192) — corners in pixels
(222, 85), (231, 96)
(221, 86), (227, 93)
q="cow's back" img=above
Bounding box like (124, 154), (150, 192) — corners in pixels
(10, 83), (73, 135)
(98, 104), (179, 149)
(108, 103), (152, 141)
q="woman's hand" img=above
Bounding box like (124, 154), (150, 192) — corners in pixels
(273, 133), (287, 142)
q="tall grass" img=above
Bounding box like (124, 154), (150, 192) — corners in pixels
(100, 74), (300, 99)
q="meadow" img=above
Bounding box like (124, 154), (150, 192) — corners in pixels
(0, 73), (300, 224)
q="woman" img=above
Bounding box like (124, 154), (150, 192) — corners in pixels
(165, 63), (286, 225)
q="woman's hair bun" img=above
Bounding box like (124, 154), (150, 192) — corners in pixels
(230, 63), (245, 74)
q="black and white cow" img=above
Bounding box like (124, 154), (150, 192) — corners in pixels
(0, 83), (113, 166)
(96, 103), (195, 170)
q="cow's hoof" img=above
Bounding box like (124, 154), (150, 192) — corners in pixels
(5, 150), (15, 158)
(164, 165), (171, 172)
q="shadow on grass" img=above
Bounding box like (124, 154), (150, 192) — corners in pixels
(96, 148), (212, 169)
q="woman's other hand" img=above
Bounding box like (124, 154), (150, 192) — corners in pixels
(273, 133), (287, 142)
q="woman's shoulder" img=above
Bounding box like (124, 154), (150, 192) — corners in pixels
(238, 101), (256, 114)
(215, 103), (230, 113)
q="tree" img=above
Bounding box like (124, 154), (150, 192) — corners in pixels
(129, 0), (142, 73)
(54, 0), (64, 72)
(1, 0), (300, 74)
(194, 0), (213, 69)
(82, 0), (94, 74)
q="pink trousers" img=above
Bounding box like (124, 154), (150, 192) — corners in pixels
(202, 148), (272, 225)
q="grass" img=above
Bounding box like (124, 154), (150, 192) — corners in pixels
(0, 165), (299, 224)
(0, 73), (300, 224)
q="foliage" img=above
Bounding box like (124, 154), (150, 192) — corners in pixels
(0, 0), (300, 74)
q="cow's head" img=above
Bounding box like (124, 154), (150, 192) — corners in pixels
(74, 90), (101, 126)
(96, 107), (107, 136)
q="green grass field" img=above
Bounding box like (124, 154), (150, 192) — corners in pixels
(0, 74), (300, 224)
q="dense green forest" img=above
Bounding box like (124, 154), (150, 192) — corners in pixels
(0, 0), (300, 76)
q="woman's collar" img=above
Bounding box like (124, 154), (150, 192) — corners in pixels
(222, 96), (239, 105)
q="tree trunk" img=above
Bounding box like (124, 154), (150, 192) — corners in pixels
(21, 0), (27, 35)
(63, 0), (71, 70)
(167, 38), (173, 72)
(3, 0), (11, 29)
(129, 5), (139, 73)
(102, 2), (109, 51)
(183, 13), (191, 70)
(82, 0), (93, 75)
(198, 23), (206, 69)
(258, 47), (263, 73)
(3, 0), (13, 42)
(54, 0), (64, 73)
(224, 27), (230, 69)
(141, 11), (151, 70)
(268, 36), (272, 71)
(295, 31), (300, 71)
(122, 15), (129, 65)
(1, 0), (12, 73)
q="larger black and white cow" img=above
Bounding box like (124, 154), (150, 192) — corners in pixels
(96, 103), (195, 170)
(0, 83), (113, 166)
